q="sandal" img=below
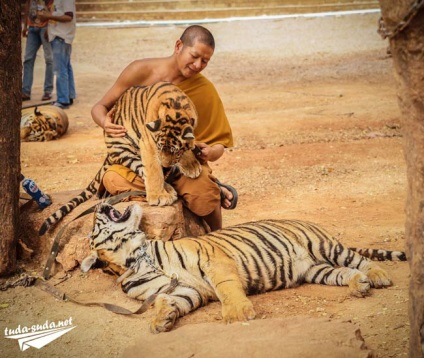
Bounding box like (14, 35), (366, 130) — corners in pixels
(216, 180), (238, 210)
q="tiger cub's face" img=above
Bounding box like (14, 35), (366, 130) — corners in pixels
(146, 96), (197, 168)
(81, 203), (145, 272)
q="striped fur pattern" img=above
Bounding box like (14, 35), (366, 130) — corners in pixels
(81, 203), (406, 333)
(20, 106), (68, 142)
(39, 82), (200, 235)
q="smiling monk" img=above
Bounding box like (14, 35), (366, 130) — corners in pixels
(91, 25), (237, 231)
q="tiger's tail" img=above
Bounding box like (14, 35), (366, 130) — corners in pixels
(350, 248), (407, 261)
(38, 160), (110, 236)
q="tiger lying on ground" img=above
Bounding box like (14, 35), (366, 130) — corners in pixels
(81, 203), (407, 333)
(39, 82), (201, 235)
(20, 106), (69, 142)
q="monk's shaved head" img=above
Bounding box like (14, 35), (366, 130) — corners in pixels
(180, 25), (215, 50)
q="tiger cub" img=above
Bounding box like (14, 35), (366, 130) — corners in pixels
(39, 82), (201, 235)
(20, 106), (69, 142)
(82, 203), (406, 333)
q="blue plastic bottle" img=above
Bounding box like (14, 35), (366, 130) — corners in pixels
(20, 174), (52, 209)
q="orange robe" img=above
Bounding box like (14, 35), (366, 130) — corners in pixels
(177, 73), (233, 148)
(103, 75), (232, 216)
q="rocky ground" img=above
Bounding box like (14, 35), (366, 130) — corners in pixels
(1, 12), (410, 357)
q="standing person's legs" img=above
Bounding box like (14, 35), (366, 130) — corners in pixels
(67, 49), (76, 102)
(51, 37), (71, 106)
(22, 27), (42, 99)
(40, 26), (53, 98)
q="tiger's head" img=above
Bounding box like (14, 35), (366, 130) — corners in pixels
(20, 115), (57, 142)
(81, 203), (145, 273)
(20, 106), (67, 142)
(146, 95), (197, 168)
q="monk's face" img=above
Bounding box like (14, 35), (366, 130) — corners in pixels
(175, 39), (214, 78)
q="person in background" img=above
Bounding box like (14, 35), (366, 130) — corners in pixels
(21, 0), (54, 102)
(37, 0), (76, 109)
(91, 25), (238, 231)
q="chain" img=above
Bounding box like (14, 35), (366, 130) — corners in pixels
(133, 242), (177, 280)
(378, 0), (424, 39)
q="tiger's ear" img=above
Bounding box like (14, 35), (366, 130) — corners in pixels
(182, 127), (195, 140)
(146, 119), (162, 132)
(81, 251), (99, 273)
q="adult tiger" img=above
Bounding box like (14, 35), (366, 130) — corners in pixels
(39, 82), (201, 235)
(20, 106), (69, 142)
(81, 203), (407, 333)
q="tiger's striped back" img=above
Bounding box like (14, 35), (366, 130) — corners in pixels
(193, 220), (406, 294)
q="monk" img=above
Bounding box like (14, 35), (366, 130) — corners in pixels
(91, 25), (237, 231)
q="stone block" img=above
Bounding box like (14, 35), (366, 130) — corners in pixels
(55, 199), (209, 272)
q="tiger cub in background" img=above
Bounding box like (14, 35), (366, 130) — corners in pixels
(39, 82), (201, 235)
(20, 106), (69, 142)
(82, 203), (407, 333)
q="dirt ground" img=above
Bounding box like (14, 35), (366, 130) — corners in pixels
(2, 12), (410, 357)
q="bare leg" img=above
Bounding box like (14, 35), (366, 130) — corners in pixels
(202, 204), (222, 231)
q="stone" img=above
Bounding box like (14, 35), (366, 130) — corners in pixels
(20, 190), (209, 273)
(54, 199), (209, 272)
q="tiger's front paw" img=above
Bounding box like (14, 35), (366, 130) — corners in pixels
(222, 299), (256, 323)
(149, 295), (179, 333)
(149, 311), (178, 334)
(147, 184), (178, 206)
(178, 151), (202, 179)
(348, 272), (371, 298)
(179, 160), (202, 179)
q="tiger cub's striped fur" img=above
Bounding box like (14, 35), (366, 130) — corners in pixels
(82, 203), (406, 333)
(39, 82), (200, 235)
(20, 106), (69, 142)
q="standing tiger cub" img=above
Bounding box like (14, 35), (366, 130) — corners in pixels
(82, 203), (406, 333)
(39, 82), (201, 235)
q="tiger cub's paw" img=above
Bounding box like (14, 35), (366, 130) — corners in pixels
(367, 267), (392, 288)
(147, 184), (178, 206)
(178, 151), (202, 179)
(222, 299), (256, 324)
(348, 272), (371, 298)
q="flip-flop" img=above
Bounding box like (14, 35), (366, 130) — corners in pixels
(216, 180), (238, 210)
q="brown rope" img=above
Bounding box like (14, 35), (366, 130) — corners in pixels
(1, 273), (178, 316)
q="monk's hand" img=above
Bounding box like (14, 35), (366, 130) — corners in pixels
(196, 143), (225, 162)
(103, 108), (127, 137)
